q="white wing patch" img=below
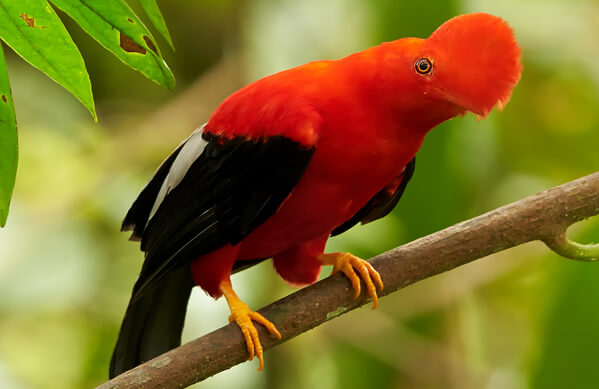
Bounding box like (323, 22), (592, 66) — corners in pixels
(147, 125), (208, 222)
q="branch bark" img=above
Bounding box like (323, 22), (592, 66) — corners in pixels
(97, 172), (599, 389)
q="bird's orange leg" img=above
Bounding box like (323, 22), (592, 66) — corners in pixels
(319, 252), (384, 309)
(219, 279), (282, 371)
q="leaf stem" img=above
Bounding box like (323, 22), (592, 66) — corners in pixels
(544, 231), (599, 261)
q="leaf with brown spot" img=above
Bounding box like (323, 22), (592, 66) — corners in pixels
(142, 35), (157, 54)
(20, 12), (47, 28)
(139, 0), (174, 50)
(49, 0), (174, 89)
(0, 0), (96, 120)
(120, 32), (146, 54)
(0, 44), (17, 227)
(20, 12), (35, 27)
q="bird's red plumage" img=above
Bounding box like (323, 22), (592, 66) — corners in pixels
(112, 13), (522, 376)
(191, 13), (522, 296)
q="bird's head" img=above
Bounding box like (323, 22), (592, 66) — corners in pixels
(381, 13), (522, 124)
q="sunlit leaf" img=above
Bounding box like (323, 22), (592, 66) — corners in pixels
(50, 0), (175, 89)
(0, 0), (96, 120)
(0, 43), (17, 227)
(138, 0), (174, 50)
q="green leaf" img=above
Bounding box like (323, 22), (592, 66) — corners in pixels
(0, 44), (17, 227)
(138, 0), (174, 50)
(0, 0), (96, 120)
(50, 0), (175, 89)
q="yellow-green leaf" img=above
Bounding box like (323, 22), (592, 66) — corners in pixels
(50, 0), (175, 89)
(0, 0), (96, 120)
(139, 0), (174, 50)
(0, 44), (17, 227)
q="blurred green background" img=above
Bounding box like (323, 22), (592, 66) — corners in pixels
(1, 0), (599, 388)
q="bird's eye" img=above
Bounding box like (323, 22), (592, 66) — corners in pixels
(414, 58), (433, 75)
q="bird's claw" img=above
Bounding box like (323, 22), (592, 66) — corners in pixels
(220, 279), (281, 370)
(320, 252), (384, 309)
(228, 300), (281, 370)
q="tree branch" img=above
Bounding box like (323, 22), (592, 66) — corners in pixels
(97, 172), (599, 389)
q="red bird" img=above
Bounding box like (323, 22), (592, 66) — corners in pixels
(110, 13), (522, 377)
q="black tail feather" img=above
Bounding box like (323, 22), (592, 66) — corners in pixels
(109, 265), (194, 378)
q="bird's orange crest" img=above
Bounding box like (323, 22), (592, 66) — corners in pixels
(424, 13), (522, 118)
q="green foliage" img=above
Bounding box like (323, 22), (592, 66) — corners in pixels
(0, 45), (17, 227)
(0, 0), (174, 226)
(0, 0), (95, 119)
(138, 0), (174, 50)
(50, 0), (175, 89)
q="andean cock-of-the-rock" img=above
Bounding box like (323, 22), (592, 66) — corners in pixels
(109, 12), (522, 377)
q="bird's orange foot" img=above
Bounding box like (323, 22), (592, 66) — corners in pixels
(319, 252), (384, 309)
(220, 280), (281, 371)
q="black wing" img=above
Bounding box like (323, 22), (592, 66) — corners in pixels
(129, 132), (315, 300)
(331, 157), (415, 236)
(122, 143), (185, 241)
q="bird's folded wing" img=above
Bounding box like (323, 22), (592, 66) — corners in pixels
(331, 157), (415, 236)
(124, 128), (315, 300)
